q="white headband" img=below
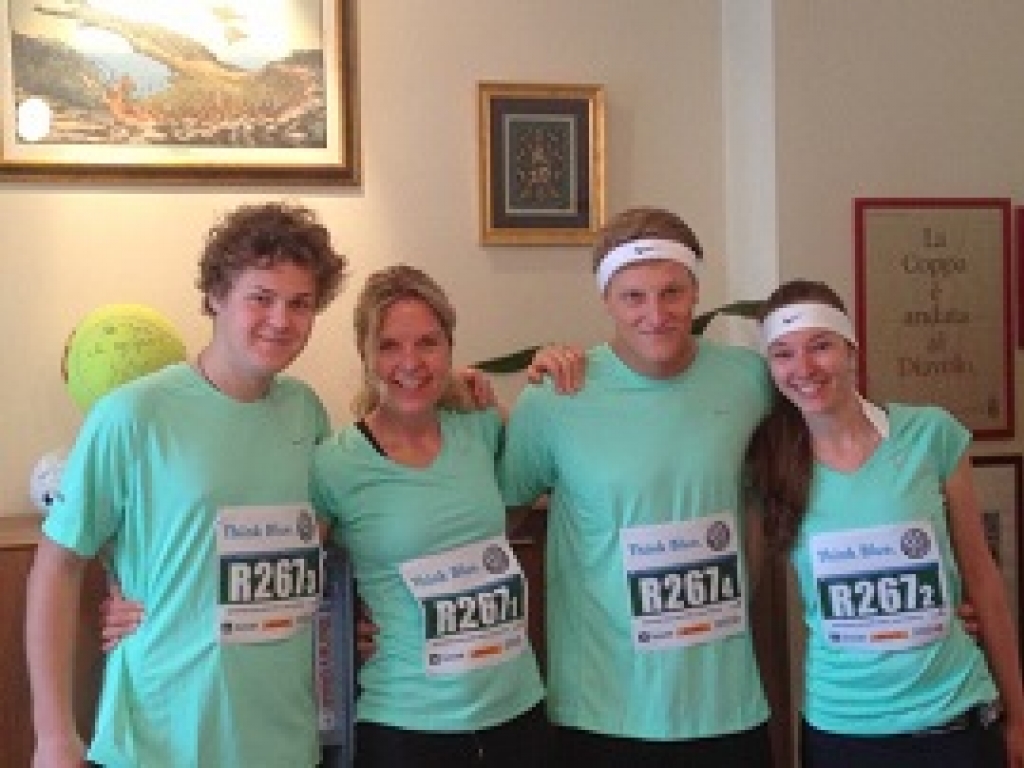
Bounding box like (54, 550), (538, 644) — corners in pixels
(760, 302), (857, 351)
(596, 238), (699, 293)
(761, 303), (887, 438)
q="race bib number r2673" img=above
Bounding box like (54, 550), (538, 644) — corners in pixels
(216, 505), (322, 644)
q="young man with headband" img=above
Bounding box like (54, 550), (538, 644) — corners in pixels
(501, 206), (775, 766)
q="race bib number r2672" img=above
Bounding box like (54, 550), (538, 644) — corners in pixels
(810, 521), (950, 651)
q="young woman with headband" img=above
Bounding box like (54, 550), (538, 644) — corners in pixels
(744, 278), (1024, 768)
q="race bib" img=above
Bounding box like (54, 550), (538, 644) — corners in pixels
(620, 512), (746, 651)
(216, 505), (322, 644)
(400, 536), (528, 675)
(810, 521), (950, 651)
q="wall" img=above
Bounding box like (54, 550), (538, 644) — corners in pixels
(0, 1), (726, 515)
(6, 1), (1023, 515)
(775, 0), (1024, 328)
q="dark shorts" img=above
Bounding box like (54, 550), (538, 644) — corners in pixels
(354, 703), (550, 768)
(801, 703), (1006, 768)
(550, 721), (774, 768)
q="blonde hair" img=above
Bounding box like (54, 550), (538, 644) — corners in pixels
(351, 265), (471, 417)
(592, 206), (704, 274)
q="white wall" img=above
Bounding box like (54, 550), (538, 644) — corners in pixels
(775, 0), (1024, 295)
(0, 1), (725, 514)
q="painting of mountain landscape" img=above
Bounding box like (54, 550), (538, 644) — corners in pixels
(1, 0), (358, 181)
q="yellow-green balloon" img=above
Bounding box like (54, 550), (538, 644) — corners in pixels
(63, 304), (186, 411)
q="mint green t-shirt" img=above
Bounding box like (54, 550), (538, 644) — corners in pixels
(311, 408), (544, 732)
(44, 364), (329, 768)
(793, 403), (997, 735)
(500, 340), (773, 740)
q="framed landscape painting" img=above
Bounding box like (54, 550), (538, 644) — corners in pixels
(0, 0), (359, 184)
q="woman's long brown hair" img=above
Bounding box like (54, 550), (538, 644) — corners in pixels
(743, 279), (850, 552)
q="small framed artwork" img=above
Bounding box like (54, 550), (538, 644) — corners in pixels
(0, 0), (359, 184)
(971, 454), (1022, 651)
(854, 198), (1013, 439)
(478, 81), (605, 246)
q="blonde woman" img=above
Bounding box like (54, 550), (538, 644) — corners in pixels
(312, 265), (547, 768)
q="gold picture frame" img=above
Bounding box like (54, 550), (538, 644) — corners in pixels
(478, 81), (605, 246)
(0, 0), (359, 185)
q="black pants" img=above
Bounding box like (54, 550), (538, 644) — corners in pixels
(354, 704), (549, 768)
(551, 721), (774, 768)
(801, 711), (1006, 768)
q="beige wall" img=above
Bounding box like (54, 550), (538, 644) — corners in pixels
(773, 0), (1024, 448)
(5, 1), (1024, 516)
(1, 1), (726, 514)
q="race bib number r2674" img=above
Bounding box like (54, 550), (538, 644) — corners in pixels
(620, 513), (746, 651)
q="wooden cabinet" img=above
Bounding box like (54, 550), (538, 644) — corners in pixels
(0, 515), (105, 768)
(1, 513), (794, 767)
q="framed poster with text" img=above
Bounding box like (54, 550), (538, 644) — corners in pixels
(854, 198), (1013, 439)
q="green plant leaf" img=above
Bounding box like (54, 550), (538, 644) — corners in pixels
(474, 346), (542, 374)
(691, 299), (764, 335)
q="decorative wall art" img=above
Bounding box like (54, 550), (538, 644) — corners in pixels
(971, 454), (1022, 652)
(0, 0), (359, 184)
(854, 198), (1013, 439)
(478, 81), (604, 245)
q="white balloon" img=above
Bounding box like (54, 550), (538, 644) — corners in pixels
(29, 449), (68, 514)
